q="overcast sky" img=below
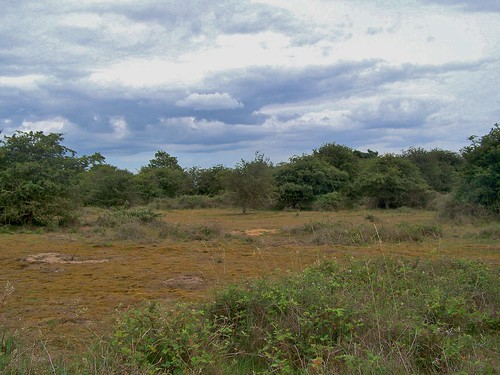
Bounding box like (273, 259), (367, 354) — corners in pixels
(1, 0), (499, 170)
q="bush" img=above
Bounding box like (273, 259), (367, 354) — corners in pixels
(100, 258), (499, 374)
(96, 208), (161, 228)
(312, 191), (351, 211)
(149, 194), (233, 210)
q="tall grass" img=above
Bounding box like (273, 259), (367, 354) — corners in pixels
(283, 220), (442, 245)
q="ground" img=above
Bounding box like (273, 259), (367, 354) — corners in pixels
(0, 208), (498, 354)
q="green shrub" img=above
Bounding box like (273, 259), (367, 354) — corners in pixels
(96, 208), (161, 228)
(149, 194), (234, 210)
(96, 258), (499, 374)
(312, 191), (351, 211)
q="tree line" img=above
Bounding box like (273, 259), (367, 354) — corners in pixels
(0, 124), (498, 226)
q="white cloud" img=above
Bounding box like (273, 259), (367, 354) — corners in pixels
(19, 117), (73, 133)
(109, 116), (129, 139)
(0, 75), (46, 89)
(176, 92), (243, 110)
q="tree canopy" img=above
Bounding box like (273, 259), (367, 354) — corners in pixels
(1, 125), (498, 226)
(457, 124), (500, 214)
(0, 131), (102, 225)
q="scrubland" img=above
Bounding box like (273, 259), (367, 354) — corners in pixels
(1, 208), (498, 374)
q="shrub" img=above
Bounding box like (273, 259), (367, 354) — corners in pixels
(98, 258), (499, 374)
(312, 191), (351, 211)
(96, 208), (161, 228)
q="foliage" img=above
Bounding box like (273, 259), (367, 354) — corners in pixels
(313, 142), (361, 179)
(275, 155), (349, 209)
(402, 147), (463, 193)
(227, 152), (276, 213)
(457, 123), (500, 214)
(185, 165), (231, 196)
(148, 193), (233, 210)
(146, 150), (183, 170)
(79, 164), (137, 207)
(136, 166), (187, 201)
(98, 258), (499, 374)
(356, 154), (429, 209)
(276, 182), (314, 210)
(0, 131), (103, 225)
(96, 208), (161, 228)
(312, 191), (351, 211)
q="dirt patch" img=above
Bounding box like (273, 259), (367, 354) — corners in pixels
(23, 252), (109, 264)
(162, 275), (204, 289)
(242, 228), (279, 236)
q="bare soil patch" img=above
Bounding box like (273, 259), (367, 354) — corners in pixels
(162, 275), (204, 290)
(232, 228), (279, 236)
(23, 252), (109, 264)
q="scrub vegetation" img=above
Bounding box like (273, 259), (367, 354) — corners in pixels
(0, 125), (498, 373)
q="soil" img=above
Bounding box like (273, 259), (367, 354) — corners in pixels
(23, 252), (109, 264)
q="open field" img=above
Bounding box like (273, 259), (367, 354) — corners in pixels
(1, 208), (499, 357)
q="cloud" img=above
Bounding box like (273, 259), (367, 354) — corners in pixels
(176, 92), (243, 110)
(1, 0), (499, 170)
(18, 117), (74, 133)
(420, 0), (500, 12)
(109, 116), (130, 139)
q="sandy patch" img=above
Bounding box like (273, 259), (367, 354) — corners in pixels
(243, 229), (279, 236)
(162, 275), (204, 289)
(23, 252), (109, 264)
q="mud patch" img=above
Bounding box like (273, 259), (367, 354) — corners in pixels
(23, 252), (109, 264)
(162, 275), (204, 290)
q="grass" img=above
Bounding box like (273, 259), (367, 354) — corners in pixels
(0, 208), (498, 373)
(2, 258), (498, 374)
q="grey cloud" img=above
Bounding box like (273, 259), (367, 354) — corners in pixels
(348, 97), (443, 129)
(420, 0), (500, 12)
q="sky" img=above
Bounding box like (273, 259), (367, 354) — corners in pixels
(1, 0), (499, 171)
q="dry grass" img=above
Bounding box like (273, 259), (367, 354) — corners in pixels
(0, 208), (498, 358)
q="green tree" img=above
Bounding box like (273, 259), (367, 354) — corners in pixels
(185, 165), (230, 196)
(356, 155), (429, 209)
(274, 155), (349, 209)
(147, 150), (183, 170)
(78, 165), (137, 207)
(136, 151), (188, 201)
(402, 147), (463, 193)
(313, 143), (361, 179)
(457, 124), (500, 214)
(227, 152), (275, 213)
(0, 131), (102, 225)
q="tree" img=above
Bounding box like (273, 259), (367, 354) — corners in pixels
(356, 155), (429, 209)
(402, 147), (463, 193)
(0, 131), (102, 225)
(147, 150), (183, 170)
(136, 151), (188, 201)
(227, 152), (275, 213)
(313, 143), (361, 179)
(185, 165), (230, 196)
(456, 124), (500, 214)
(274, 155), (349, 209)
(78, 165), (137, 207)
